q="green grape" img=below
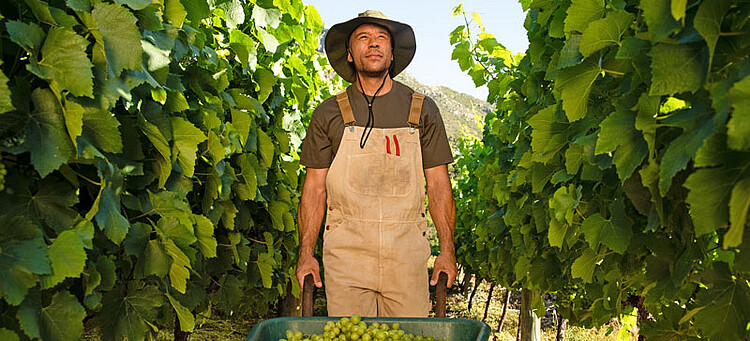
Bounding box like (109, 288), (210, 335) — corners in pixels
(279, 316), (446, 341)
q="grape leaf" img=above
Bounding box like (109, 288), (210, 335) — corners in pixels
(237, 153), (258, 200)
(96, 256), (116, 291)
(268, 201), (289, 231)
(231, 108), (252, 147)
(60, 100), (83, 150)
(595, 109), (648, 181)
(254, 68), (278, 103)
(158, 216), (196, 250)
(93, 162), (130, 245)
(580, 200), (633, 253)
(571, 248), (598, 283)
(694, 0), (731, 73)
(0, 329), (19, 341)
(164, 0), (187, 28)
(557, 35), (584, 70)
(649, 43), (705, 96)
(29, 177), (78, 232)
(258, 28), (280, 53)
(640, 0), (681, 43)
(220, 0), (245, 29)
(149, 191), (193, 229)
(167, 293), (195, 332)
(252, 4), (281, 29)
(194, 214), (217, 258)
(0, 61), (12, 114)
(101, 284), (164, 340)
(138, 114), (171, 187)
(692, 277), (750, 340)
(725, 75), (750, 151)
(114, 0), (152, 10)
(257, 252), (276, 288)
(725, 177), (750, 248)
(616, 37), (649, 59)
(658, 118), (715, 195)
(579, 11), (633, 58)
(66, 0), (91, 11)
(26, 27), (94, 98)
(685, 157), (750, 236)
(81, 102), (123, 153)
(170, 117), (207, 178)
(550, 185), (580, 225)
(671, 0), (687, 22)
(303, 5), (323, 34)
(528, 105), (568, 164)
(18, 290), (85, 341)
(555, 59), (600, 122)
(92, 3), (143, 77)
(163, 238), (191, 293)
(22, 88), (76, 177)
(5, 21), (45, 54)
(180, 0), (210, 24)
(564, 0), (605, 34)
(40, 222), (93, 289)
(0, 215), (51, 305)
(257, 128), (275, 168)
(165, 91), (189, 113)
(135, 240), (171, 277)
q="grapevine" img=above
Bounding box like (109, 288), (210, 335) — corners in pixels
(0, 0), (342, 339)
(451, 0), (750, 339)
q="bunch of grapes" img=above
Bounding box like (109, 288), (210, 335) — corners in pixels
(280, 315), (446, 341)
(0, 161), (6, 192)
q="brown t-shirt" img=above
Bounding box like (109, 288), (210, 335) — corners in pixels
(300, 81), (454, 169)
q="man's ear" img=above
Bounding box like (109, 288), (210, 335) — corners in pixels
(347, 50), (353, 63)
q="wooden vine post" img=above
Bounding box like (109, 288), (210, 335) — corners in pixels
(519, 289), (541, 341)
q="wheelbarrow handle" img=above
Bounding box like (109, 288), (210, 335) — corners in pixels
(302, 274), (314, 317)
(435, 272), (448, 318)
(301, 272), (448, 317)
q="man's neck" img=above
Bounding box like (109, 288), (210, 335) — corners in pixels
(355, 72), (393, 96)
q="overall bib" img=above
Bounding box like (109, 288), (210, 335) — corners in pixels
(322, 90), (432, 317)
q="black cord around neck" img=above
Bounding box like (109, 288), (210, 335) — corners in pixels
(356, 72), (388, 149)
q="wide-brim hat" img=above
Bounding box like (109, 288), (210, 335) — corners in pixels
(324, 10), (416, 83)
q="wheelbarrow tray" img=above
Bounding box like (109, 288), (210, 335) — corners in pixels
(246, 316), (490, 341)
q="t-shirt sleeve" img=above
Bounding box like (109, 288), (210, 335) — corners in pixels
(300, 107), (334, 168)
(420, 97), (454, 168)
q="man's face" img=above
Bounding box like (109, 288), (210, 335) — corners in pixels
(347, 23), (393, 78)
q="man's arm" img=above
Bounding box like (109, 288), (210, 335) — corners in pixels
(424, 164), (458, 287)
(296, 167), (329, 288)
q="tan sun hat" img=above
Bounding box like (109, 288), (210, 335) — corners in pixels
(324, 10), (416, 83)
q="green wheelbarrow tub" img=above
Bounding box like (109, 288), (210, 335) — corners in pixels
(246, 317), (491, 341)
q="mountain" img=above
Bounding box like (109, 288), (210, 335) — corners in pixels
(394, 72), (492, 146)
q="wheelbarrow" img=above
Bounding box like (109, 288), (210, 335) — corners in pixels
(246, 273), (491, 341)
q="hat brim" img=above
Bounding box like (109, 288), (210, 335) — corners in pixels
(325, 16), (416, 83)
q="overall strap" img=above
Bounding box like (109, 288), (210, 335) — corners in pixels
(408, 91), (425, 127)
(336, 90), (355, 125)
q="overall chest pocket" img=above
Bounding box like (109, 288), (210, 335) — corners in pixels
(346, 143), (416, 197)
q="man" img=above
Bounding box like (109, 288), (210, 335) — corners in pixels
(296, 10), (458, 317)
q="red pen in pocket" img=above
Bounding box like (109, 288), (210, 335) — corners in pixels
(393, 135), (400, 156)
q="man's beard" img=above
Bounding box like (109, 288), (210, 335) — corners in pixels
(355, 61), (390, 79)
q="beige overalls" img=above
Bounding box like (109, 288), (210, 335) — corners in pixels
(322, 90), (432, 317)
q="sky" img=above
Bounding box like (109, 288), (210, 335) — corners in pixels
(303, 0), (529, 100)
